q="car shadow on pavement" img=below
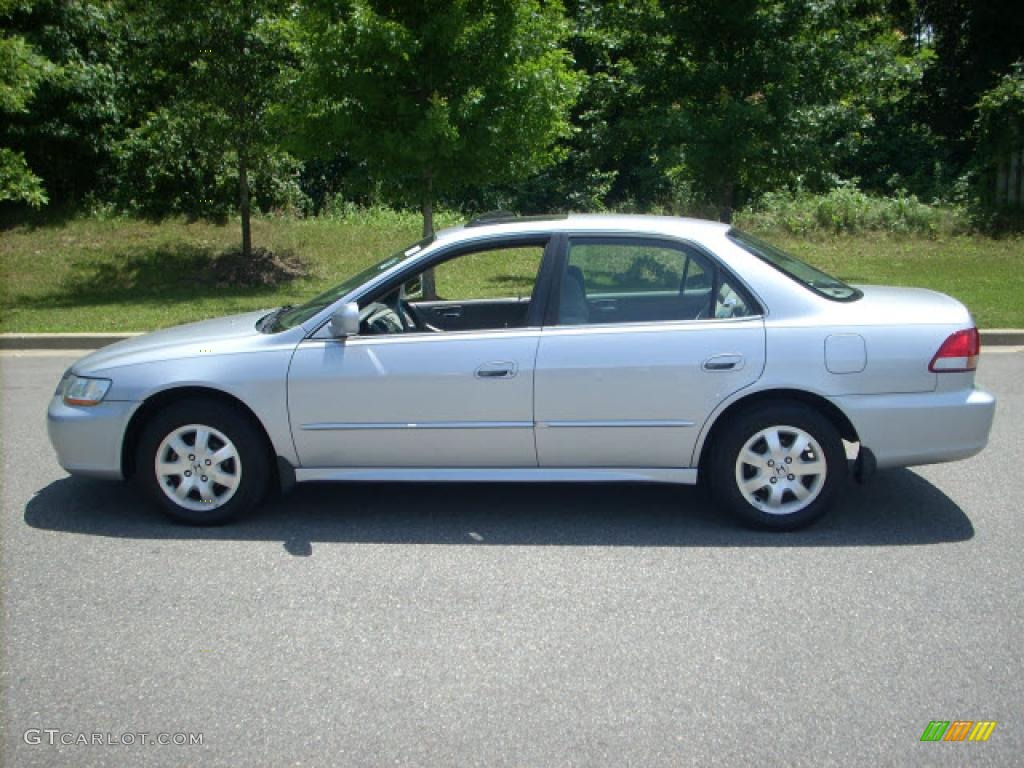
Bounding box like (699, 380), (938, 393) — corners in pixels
(24, 468), (973, 556)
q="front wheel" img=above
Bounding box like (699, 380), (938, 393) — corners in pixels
(136, 399), (270, 525)
(709, 403), (847, 531)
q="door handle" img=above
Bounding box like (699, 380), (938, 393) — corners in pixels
(703, 354), (744, 372)
(475, 361), (517, 379)
(434, 305), (463, 318)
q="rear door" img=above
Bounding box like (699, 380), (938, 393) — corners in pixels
(534, 235), (766, 468)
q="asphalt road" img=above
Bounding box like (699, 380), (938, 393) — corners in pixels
(2, 350), (1022, 767)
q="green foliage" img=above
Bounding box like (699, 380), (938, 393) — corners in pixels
(975, 62), (1024, 168)
(736, 187), (966, 235)
(508, 0), (667, 212)
(0, 25), (51, 113)
(919, 0), (1024, 169)
(293, 0), (581, 230)
(658, 0), (815, 216)
(1, 0), (124, 205)
(0, 0), (56, 206)
(0, 146), (47, 205)
(797, 2), (945, 199)
(969, 62), (1024, 228)
(115, 0), (299, 252)
(113, 104), (308, 219)
(2, 0), (1024, 230)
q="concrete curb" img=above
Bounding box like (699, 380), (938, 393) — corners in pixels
(2, 329), (1023, 351)
(980, 329), (1024, 347)
(0, 333), (143, 350)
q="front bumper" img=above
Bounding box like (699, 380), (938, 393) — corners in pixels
(47, 396), (139, 480)
(831, 387), (996, 470)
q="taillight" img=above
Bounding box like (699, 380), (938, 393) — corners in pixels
(929, 328), (980, 372)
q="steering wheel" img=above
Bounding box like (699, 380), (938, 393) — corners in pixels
(360, 302), (404, 334)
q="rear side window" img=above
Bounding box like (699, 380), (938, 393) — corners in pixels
(556, 237), (755, 325)
(728, 230), (862, 301)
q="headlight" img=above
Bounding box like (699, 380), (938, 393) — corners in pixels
(61, 374), (112, 406)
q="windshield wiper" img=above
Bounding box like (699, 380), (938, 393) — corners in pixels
(257, 305), (293, 333)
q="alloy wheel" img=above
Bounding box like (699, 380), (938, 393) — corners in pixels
(154, 423), (242, 512)
(734, 424), (828, 516)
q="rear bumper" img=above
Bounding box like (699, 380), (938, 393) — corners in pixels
(46, 396), (139, 480)
(831, 387), (995, 469)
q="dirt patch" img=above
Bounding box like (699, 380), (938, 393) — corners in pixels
(210, 247), (309, 288)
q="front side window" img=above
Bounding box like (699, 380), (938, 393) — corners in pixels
(557, 238), (753, 325)
(359, 242), (546, 335)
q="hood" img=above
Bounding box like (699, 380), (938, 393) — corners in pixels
(847, 285), (973, 326)
(72, 309), (272, 375)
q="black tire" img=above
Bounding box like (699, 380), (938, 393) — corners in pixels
(136, 398), (270, 525)
(709, 402), (846, 531)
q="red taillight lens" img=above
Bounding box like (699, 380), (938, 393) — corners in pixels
(929, 327), (980, 372)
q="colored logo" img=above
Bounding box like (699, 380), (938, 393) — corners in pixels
(920, 721), (997, 742)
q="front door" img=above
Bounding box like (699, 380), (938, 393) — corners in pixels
(288, 239), (549, 468)
(288, 331), (540, 467)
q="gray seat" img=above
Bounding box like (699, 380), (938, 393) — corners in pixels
(558, 265), (589, 325)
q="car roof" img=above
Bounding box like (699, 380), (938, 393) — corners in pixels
(434, 213), (731, 247)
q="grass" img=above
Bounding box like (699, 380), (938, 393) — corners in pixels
(754, 231), (1023, 327)
(1, 212), (1022, 331)
(0, 212), (458, 332)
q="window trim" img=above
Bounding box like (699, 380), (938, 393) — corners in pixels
(310, 232), (559, 339)
(546, 233), (764, 329)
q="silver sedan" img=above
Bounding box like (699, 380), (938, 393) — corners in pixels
(47, 214), (996, 530)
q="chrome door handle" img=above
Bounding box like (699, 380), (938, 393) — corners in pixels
(703, 354), (744, 371)
(475, 361), (517, 379)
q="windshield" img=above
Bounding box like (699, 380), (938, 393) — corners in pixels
(727, 230), (862, 302)
(266, 237), (433, 331)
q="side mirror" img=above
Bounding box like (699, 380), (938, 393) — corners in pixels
(329, 301), (361, 338)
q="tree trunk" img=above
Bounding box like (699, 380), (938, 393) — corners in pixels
(239, 153), (252, 258)
(420, 176), (437, 300)
(718, 180), (735, 224)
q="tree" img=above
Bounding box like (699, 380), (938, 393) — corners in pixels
(524, 0), (667, 212)
(296, 0), (580, 294)
(0, 0), (56, 206)
(920, 0), (1024, 169)
(1, 0), (124, 208)
(654, 0), (821, 221)
(119, 0), (295, 257)
(975, 62), (1024, 216)
(789, 0), (941, 198)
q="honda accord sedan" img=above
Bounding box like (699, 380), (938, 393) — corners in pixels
(47, 213), (996, 530)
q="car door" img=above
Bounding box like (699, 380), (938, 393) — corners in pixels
(534, 235), (766, 468)
(287, 239), (551, 468)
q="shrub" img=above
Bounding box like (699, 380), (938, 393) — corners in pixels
(735, 187), (967, 235)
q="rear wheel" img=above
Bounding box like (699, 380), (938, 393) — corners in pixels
(709, 403), (846, 531)
(136, 399), (270, 525)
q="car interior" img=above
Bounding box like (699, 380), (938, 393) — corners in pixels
(558, 240), (751, 324)
(359, 243), (546, 335)
(358, 238), (752, 335)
